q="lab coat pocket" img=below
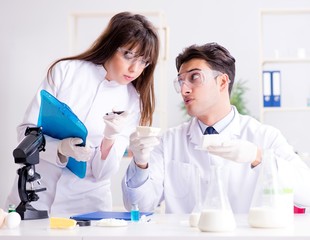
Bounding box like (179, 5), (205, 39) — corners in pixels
(165, 160), (194, 199)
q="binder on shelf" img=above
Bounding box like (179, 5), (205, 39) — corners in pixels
(263, 71), (272, 107)
(262, 70), (281, 107)
(37, 90), (88, 178)
(271, 71), (281, 107)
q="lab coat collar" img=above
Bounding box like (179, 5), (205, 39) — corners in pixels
(221, 106), (242, 138)
(187, 106), (242, 146)
(97, 64), (122, 87)
(187, 117), (204, 146)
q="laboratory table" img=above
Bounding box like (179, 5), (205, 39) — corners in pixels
(1, 213), (310, 240)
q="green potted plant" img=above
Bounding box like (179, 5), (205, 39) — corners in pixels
(230, 79), (249, 115)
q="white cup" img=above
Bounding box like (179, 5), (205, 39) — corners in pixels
(274, 49), (280, 59)
(297, 48), (306, 59)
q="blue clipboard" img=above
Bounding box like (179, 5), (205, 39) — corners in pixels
(70, 211), (153, 221)
(37, 90), (88, 178)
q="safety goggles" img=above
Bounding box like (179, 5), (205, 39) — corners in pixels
(117, 47), (150, 68)
(173, 69), (222, 93)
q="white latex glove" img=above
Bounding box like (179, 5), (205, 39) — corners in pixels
(58, 138), (92, 162)
(207, 139), (258, 163)
(129, 131), (160, 166)
(103, 111), (129, 140)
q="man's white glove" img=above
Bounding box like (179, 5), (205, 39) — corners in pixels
(103, 111), (129, 140)
(207, 139), (258, 163)
(58, 138), (92, 162)
(129, 132), (160, 167)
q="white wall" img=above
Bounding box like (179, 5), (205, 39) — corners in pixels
(1, 0), (310, 210)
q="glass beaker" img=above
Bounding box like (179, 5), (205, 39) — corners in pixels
(198, 165), (236, 232)
(189, 167), (202, 227)
(248, 150), (294, 228)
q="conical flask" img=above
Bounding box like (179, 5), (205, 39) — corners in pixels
(198, 165), (236, 232)
(248, 150), (294, 228)
(189, 167), (202, 227)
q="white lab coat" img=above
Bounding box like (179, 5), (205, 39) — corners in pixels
(122, 107), (310, 214)
(7, 60), (140, 215)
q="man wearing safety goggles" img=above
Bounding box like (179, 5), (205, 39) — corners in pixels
(122, 42), (310, 215)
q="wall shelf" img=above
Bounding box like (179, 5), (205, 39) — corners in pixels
(262, 58), (310, 64)
(262, 107), (310, 112)
(259, 9), (310, 153)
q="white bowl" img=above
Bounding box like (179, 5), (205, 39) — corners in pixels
(201, 135), (223, 148)
(136, 126), (161, 137)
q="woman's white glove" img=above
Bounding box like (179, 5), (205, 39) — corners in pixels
(58, 138), (92, 162)
(207, 139), (258, 163)
(129, 132), (160, 167)
(103, 111), (129, 140)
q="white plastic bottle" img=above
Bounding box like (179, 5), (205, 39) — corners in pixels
(4, 204), (21, 229)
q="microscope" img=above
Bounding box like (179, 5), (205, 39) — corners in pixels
(13, 126), (49, 220)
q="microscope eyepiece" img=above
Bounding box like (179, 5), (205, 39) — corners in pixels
(13, 127), (45, 165)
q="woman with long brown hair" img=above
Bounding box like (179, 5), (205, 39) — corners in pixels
(6, 12), (159, 215)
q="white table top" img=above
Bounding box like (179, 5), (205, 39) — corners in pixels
(1, 213), (310, 240)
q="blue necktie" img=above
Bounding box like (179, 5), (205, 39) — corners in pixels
(204, 126), (218, 135)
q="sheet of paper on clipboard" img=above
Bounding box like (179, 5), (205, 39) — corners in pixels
(37, 90), (88, 178)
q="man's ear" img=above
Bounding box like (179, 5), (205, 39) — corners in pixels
(218, 73), (230, 91)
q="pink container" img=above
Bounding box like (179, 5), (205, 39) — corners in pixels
(294, 206), (306, 214)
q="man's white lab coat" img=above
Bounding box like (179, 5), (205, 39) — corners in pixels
(123, 107), (310, 214)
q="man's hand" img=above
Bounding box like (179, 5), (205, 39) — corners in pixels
(207, 139), (258, 164)
(129, 131), (160, 168)
(58, 138), (92, 162)
(103, 111), (129, 140)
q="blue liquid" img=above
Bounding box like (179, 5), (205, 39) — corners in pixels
(131, 210), (140, 222)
